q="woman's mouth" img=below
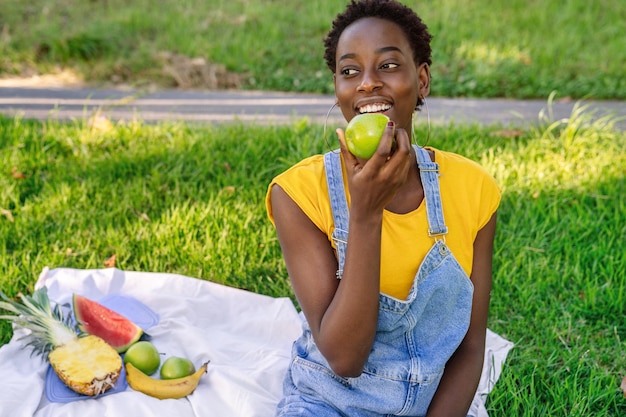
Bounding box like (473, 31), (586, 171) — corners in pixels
(358, 103), (392, 114)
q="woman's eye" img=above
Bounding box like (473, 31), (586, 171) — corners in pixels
(341, 68), (359, 76)
(381, 63), (399, 70)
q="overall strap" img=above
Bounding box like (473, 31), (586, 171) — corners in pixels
(323, 151), (349, 279)
(414, 145), (448, 238)
(324, 147), (449, 279)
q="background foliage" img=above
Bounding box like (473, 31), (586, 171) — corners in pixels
(1, 0), (625, 99)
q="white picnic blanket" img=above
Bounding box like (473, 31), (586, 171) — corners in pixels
(0, 267), (513, 417)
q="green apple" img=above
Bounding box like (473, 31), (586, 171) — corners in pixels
(345, 113), (390, 159)
(160, 356), (196, 380)
(124, 341), (161, 376)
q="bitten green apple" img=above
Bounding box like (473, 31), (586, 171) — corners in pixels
(345, 113), (390, 159)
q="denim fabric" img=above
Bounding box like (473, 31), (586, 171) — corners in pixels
(276, 147), (474, 417)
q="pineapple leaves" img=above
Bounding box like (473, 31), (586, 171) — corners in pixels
(0, 303), (22, 316)
(0, 290), (23, 315)
(0, 287), (79, 357)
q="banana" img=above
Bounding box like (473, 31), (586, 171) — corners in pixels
(125, 360), (209, 400)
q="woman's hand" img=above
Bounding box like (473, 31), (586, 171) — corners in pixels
(270, 121), (415, 377)
(336, 120), (413, 219)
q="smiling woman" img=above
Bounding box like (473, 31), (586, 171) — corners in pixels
(265, 1), (505, 416)
(332, 16), (426, 134)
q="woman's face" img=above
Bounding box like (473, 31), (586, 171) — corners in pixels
(333, 17), (429, 134)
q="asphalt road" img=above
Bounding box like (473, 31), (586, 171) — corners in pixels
(0, 86), (624, 129)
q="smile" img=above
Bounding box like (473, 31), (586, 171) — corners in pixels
(358, 103), (391, 114)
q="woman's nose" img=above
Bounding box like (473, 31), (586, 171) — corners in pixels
(357, 70), (382, 92)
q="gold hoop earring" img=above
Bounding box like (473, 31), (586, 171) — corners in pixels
(412, 97), (431, 148)
(323, 102), (340, 153)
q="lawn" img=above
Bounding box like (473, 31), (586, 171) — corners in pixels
(1, 103), (625, 415)
(1, 0), (625, 99)
(1, 0), (625, 415)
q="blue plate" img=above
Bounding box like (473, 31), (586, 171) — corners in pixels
(45, 295), (159, 403)
(45, 359), (128, 403)
(96, 294), (159, 331)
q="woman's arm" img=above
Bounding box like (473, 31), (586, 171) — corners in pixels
(270, 123), (412, 377)
(271, 184), (380, 377)
(426, 212), (498, 417)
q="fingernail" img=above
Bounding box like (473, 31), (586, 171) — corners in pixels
(387, 121), (394, 127)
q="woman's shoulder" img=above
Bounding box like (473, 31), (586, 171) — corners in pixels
(431, 147), (497, 183)
(267, 153), (329, 205)
(281, 153), (326, 173)
(272, 153), (327, 186)
(432, 147), (485, 169)
(266, 153), (332, 231)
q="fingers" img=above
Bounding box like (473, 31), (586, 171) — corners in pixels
(376, 120), (397, 156)
(391, 127), (413, 177)
(368, 122), (413, 171)
(336, 127), (347, 153)
(393, 127), (411, 155)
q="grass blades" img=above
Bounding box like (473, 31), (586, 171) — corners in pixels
(1, 104), (625, 414)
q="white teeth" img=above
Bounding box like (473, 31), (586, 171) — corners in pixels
(359, 103), (391, 114)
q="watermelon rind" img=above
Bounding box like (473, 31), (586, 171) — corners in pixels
(72, 294), (143, 353)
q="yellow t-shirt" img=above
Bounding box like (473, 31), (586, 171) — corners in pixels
(266, 147), (501, 300)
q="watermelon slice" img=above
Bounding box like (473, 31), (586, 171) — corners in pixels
(73, 294), (143, 353)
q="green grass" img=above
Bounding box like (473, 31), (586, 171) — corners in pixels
(1, 103), (625, 415)
(1, 0), (625, 99)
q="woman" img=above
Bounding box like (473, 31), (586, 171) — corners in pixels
(266, 1), (500, 415)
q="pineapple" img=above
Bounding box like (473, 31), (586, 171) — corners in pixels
(0, 287), (122, 396)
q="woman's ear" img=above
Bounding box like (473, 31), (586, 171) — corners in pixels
(418, 63), (431, 98)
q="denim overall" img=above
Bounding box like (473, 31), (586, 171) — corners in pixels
(276, 146), (474, 417)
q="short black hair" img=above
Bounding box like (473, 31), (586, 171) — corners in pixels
(323, 0), (433, 109)
(324, 0), (433, 76)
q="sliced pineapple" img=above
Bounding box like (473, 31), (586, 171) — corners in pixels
(49, 334), (122, 396)
(0, 288), (122, 396)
